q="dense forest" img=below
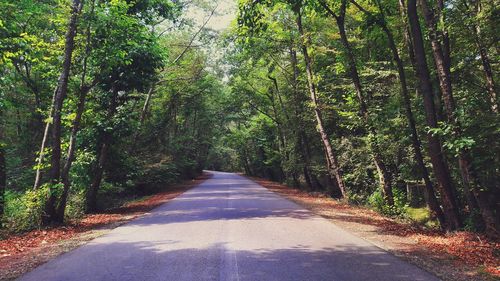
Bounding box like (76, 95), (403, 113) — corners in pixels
(0, 0), (498, 238)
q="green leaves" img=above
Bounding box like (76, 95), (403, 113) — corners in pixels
(427, 122), (476, 155)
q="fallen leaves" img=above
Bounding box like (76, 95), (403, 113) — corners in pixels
(0, 172), (211, 276)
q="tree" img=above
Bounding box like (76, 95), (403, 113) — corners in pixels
(348, 0), (445, 227)
(319, 0), (394, 205)
(292, 2), (346, 197)
(85, 0), (168, 212)
(42, 0), (83, 224)
(0, 107), (5, 219)
(407, 0), (461, 230)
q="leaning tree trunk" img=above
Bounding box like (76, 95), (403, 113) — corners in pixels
(407, 0), (462, 231)
(268, 74), (293, 182)
(321, 0), (393, 205)
(464, 0), (498, 113)
(294, 5), (347, 198)
(43, 0), (83, 225)
(420, 0), (499, 234)
(289, 47), (316, 191)
(475, 33), (498, 114)
(381, 24), (445, 226)
(85, 87), (118, 213)
(350, 0), (446, 227)
(33, 87), (57, 190)
(419, 0), (480, 212)
(55, 0), (96, 222)
(55, 85), (93, 221)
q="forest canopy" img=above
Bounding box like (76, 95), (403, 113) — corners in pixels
(0, 0), (498, 237)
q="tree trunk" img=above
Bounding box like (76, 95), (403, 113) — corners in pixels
(466, 4), (498, 114)
(267, 75), (290, 182)
(86, 140), (109, 213)
(85, 87), (118, 213)
(407, 0), (462, 230)
(33, 87), (58, 190)
(351, 0), (446, 227)
(289, 47), (314, 190)
(132, 82), (156, 149)
(55, 0), (97, 222)
(476, 34), (498, 113)
(420, 0), (499, 234)
(55, 86), (93, 221)
(321, 0), (393, 205)
(43, 0), (83, 225)
(381, 24), (445, 225)
(294, 5), (347, 198)
(0, 120), (6, 219)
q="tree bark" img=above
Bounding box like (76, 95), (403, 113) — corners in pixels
(320, 0), (393, 205)
(407, 0), (462, 230)
(43, 0), (83, 225)
(289, 47), (316, 190)
(350, 0), (446, 227)
(420, 0), (499, 234)
(55, 0), (97, 222)
(85, 87), (118, 213)
(294, 4), (346, 198)
(33, 87), (57, 190)
(0, 119), (6, 219)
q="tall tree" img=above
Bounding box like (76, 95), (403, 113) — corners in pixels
(319, 0), (393, 205)
(43, 0), (83, 224)
(0, 110), (5, 219)
(420, 0), (499, 234)
(55, 0), (98, 221)
(349, 0), (445, 227)
(407, 0), (462, 230)
(292, 2), (346, 197)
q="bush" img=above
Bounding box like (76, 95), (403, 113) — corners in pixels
(134, 160), (180, 194)
(3, 187), (47, 232)
(368, 188), (408, 217)
(64, 190), (86, 221)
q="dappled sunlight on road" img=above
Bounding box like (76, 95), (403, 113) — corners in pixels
(20, 171), (438, 281)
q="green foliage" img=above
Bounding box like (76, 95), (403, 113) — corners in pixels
(368, 188), (407, 217)
(64, 190), (86, 221)
(401, 207), (439, 229)
(134, 159), (180, 193)
(3, 187), (46, 231)
(428, 122), (476, 156)
(0, 0), (498, 236)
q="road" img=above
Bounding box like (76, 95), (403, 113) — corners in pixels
(20, 171), (439, 281)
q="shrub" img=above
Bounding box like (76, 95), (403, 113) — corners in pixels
(3, 187), (47, 232)
(368, 188), (408, 217)
(64, 190), (86, 221)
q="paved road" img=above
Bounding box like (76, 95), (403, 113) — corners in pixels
(20, 171), (439, 281)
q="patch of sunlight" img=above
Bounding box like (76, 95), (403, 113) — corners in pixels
(405, 207), (440, 228)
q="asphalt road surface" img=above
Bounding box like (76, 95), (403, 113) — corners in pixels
(20, 171), (439, 281)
